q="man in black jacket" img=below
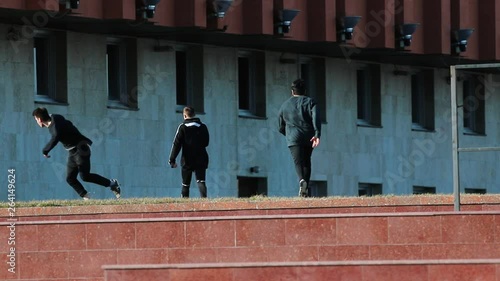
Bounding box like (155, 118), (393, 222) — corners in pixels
(169, 106), (209, 198)
(278, 79), (321, 197)
(33, 107), (121, 200)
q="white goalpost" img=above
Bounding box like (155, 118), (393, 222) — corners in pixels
(449, 63), (500, 211)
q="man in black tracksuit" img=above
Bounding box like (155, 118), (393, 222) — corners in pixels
(278, 79), (321, 197)
(33, 107), (121, 200)
(169, 106), (209, 198)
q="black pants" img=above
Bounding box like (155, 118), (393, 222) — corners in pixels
(181, 167), (207, 198)
(66, 145), (111, 197)
(289, 145), (314, 184)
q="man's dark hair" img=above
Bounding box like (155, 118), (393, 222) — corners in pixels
(32, 107), (51, 122)
(183, 106), (195, 118)
(291, 78), (306, 95)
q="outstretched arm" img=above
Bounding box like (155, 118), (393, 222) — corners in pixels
(42, 125), (60, 157)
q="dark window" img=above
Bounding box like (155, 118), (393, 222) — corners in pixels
(34, 37), (49, 96)
(238, 57), (250, 110)
(413, 186), (436, 195)
(464, 188), (487, 194)
(176, 51), (188, 106)
(357, 64), (381, 127)
(308, 181), (328, 197)
(358, 183), (382, 197)
(175, 46), (204, 112)
(411, 70), (435, 131)
(301, 58), (327, 123)
(106, 38), (138, 109)
(106, 44), (121, 101)
(33, 31), (67, 104)
(463, 75), (486, 135)
(238, 177), (268, 197)
(238, 51), (266, 118)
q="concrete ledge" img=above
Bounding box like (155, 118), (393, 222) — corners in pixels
(103, 259), (500, 269)
(4, 194), (500, 218)
(103, 260), (500, 281)
(1, 210), (499, 226)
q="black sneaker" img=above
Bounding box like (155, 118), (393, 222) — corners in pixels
(299, 179), (308, 197)
(109, 179), (121, 199)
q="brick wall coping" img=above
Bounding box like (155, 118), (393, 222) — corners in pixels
(4, 194), (500, 217)
(1, 210), (498, 226)
(102, 259), (500, 270)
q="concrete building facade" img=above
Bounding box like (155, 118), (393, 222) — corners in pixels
(0, 0), (499, 200)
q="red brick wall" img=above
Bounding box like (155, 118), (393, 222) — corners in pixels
(1, 207), (499, 280)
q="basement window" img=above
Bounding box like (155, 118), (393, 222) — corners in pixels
(308, 181), (328, 197)
(464, 188), (486, 194)
(358, 183), (382, 197)
(238, 176), (267, 197)
(413, 186), (436, 195)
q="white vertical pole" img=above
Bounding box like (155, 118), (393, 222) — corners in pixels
(450, 66), (460, 211)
